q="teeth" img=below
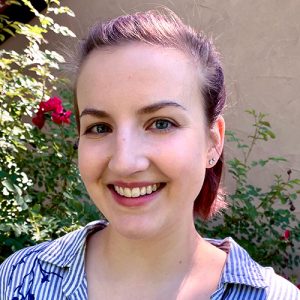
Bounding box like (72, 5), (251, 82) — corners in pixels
(114, 184), (160, 198)
(124, 188), (131, 197)
(146, 186), (152, 194)
(131, 188), (140, 197)
(119, 187), (124, 196)
(140, 187), (146, 195)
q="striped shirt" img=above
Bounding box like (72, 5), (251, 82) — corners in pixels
(0, 220), (299, 299)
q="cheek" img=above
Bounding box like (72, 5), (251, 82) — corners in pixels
(152, 132), (209, 179)
(78, 141), (108, 182)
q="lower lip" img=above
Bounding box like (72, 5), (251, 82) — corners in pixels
(110, 188), (161, 207)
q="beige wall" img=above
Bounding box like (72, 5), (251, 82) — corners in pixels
(3, 0), (300, 272)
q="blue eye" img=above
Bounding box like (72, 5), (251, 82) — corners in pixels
(85, 123), (112, 135)
(149, 119), (176, 132)
(155, 120), (171, 129)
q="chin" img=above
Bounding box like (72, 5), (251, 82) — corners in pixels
(109, 215), (166, 241)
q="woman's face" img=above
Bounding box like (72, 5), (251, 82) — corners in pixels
(77, 43), (223, 240)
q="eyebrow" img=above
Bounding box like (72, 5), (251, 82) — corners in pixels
(137, 100), (186, 114)
(80, 108), (109, 119)
(79, 100), (186, 119)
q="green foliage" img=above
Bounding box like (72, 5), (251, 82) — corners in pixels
(0, 0), (99, 262)
(197, 110), (300, 279)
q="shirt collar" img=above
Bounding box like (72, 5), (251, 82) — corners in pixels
(37, 220), (107, 297)
(37, 220), (107, 267)
(206, 237), (267, 289)
(37, 221), (267, 294)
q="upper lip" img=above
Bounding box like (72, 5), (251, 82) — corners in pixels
(109, 181), (161, 188)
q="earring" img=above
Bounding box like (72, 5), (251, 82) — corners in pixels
(208, 158), (215, 165)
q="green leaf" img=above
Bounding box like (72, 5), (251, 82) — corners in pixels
(2, 179), (14, 192)
(15, 195), (28, 210)
(258, 159), (268, 166)
(269, 157), (287, 162)
(260, 121), (271, 127)
(245, 109), (256, 116)
(48, 6), (75, 17)
(3, 28), (15, 36)
(266, 129), (276, 139)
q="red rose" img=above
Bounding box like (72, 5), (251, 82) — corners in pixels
(51, 110), (72, 125)
(39, 97), (63, 114)
(33, 97), (71, 128)
(32, 112), (45, 129)
(284, 230), (291, 240)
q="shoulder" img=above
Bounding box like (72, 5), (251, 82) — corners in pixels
(261, 267), (300, 300)
(207, 237), (300, 300)
(0, 240), (55, 299)
(0, 220), (107, 299)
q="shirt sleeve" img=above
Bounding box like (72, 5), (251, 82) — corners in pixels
(0, 243), (50, 300)
(263, 267), (300, 300)
(0, 252), (16, 300)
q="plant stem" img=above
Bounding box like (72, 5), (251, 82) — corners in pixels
(244, 114), (259, 165)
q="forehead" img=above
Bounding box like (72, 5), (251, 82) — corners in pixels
(76, 43), (204, 112)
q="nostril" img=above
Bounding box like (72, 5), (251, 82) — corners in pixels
(108, 152), (150, 176)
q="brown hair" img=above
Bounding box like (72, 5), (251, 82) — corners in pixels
(74, 9), (226, 220)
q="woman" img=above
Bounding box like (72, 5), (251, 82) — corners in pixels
(1, 9), (299, 300)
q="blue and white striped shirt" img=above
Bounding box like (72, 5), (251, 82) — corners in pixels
(1, 220), (299, 299)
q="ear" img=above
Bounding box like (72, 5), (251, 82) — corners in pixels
(206, 116), (225, 168)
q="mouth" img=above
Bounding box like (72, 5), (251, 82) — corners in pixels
(108, 183), (165, 198)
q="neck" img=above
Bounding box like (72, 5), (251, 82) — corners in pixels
(92, 219), (204, 281)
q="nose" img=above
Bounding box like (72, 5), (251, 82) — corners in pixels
(108, 129), (150, 176)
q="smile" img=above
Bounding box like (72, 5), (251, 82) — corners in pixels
(113, 183), (160, 198)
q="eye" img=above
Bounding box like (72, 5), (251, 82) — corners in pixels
(84, 123), (112, 135)
(148, 119), (177, 132)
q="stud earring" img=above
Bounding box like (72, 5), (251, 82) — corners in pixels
(208, 158), (215, 165)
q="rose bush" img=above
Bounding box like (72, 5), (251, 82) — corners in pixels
(32, 96), (72, 128)
(0, 0), (99, 262)
(197, 110), (300, 286)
